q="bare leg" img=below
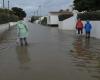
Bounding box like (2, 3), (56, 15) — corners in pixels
(24, 38), (28, 46)
(20, 38), (23, 46)
(88, 32), (90, 38)
(78, 29), (80, 34)
(81, 29), (83, 35)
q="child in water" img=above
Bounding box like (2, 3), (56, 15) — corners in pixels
(16, 17), (28, 46)
(84, 20), (92, 38)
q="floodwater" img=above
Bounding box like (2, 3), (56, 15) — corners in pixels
(0, 23), (100, 80)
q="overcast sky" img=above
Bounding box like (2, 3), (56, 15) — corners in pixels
(0, 0), (73, 16)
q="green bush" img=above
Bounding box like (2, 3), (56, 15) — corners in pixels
(31, 16), (40, 22)
(78, 11), (100, 20)
(9, 14), (19, 22)
(58, 13), (73, 21)
(0, 8), (19, 24)
(0, 13), (19, 24)
(41, 17), (47, 25)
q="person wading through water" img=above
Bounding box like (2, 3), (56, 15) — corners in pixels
(84, 20), (92, 38)
(76, 18), (83, 35)
(16, 17), (28, 46)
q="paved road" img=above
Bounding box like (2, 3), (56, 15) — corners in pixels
(0, 22), (100, 80)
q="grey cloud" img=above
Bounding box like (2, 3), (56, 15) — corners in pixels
(0, 0), (73, 16)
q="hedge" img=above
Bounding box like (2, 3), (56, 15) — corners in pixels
(31, 16), (40, 22)
(0, 13), (19, 24)
(78, 11), (100, 20)
(58, 14), (73, 21)
(41, 17), (47, 25)
(0, 8), (19, 24)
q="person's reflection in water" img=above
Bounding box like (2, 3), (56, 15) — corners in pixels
(71, 37), (100, 79)
(74, 37), (85, 56)
(16, 46), (31, 70)
(73, 37), (93, 60)
(84, 38), (91, 49)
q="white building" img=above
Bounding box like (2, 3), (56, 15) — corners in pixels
(47, 12), (59, 26)
(47, 11), (73, 26)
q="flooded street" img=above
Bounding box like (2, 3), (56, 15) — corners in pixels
(0, 22), (100, 80)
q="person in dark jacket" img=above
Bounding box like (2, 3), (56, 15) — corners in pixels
(84, 20), (92, 38)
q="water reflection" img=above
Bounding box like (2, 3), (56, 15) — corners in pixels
(71, 37), (100, 80)
(16, 46), (31, 70)
(16, 46), (30, 64)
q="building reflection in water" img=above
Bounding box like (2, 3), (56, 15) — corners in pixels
(71, 37), (100, 79)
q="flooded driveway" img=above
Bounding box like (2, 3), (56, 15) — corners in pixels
(0, 22), (100, 80)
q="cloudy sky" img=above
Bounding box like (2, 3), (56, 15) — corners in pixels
(0, 0), (73, 16)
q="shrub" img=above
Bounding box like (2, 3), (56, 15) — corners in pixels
(0, 8), (19, 24)
(78, 11), (100, 20)
(41, 17), (47, 25)
(58, 13), (73, 21)
(0, 13), (19, 24)
(9, 14), (19, 22)
(31, 16), (40, 22)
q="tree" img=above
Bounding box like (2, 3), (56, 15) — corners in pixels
(59, 9), (64, 12)
(31, 16), (40, 22)
(12, 7), (26, 19)
(73, 0), (100, 12)
(0, 8), (19, 24)
(41, 17), (47, 25)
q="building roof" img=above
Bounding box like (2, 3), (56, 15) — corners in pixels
(49, 11), (73, 15)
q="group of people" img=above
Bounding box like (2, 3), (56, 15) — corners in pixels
(76, 18), (92, 38)
(16, 16), (92, 46)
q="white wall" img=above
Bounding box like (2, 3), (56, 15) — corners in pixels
(58, 11), (100, 39)
(59, 19), (100, 39)
(9, 22), (17, 26)
(58, 12), (77, 30)
(83, 21), (100, 39)
(47, 15), (59, 25)
(0, 22), (16, 34)
(50, 15), (59, 25)
(59, 16), (76, 30)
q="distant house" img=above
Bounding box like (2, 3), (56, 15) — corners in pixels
(47, 12), (59, 26)
(47, 11), (73, 26)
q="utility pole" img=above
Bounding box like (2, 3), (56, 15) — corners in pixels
(3, 0), (5, 8)
(8, 0), (9, 9)
(39, 5), (41, 16)
(38, 5), (42, 24)
(36, 10), (38, 16)
(34, 11), (35, 16)
(38, 5), (41, 16)
(8, 0), (10, 29)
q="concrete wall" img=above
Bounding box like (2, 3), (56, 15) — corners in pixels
(0, 22), (16, 35)
(59, 16), (76, 30)
(59, 18), (100, 39)
(83, 21), (100, 39)
(58, 10), (100, 39)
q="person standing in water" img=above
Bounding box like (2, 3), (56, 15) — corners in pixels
(76, 18), (84, 35)
(16, 17), (28, 46)
(84, 20), (92, 38)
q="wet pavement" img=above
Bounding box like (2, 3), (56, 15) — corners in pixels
(0, 22), (100, 80)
